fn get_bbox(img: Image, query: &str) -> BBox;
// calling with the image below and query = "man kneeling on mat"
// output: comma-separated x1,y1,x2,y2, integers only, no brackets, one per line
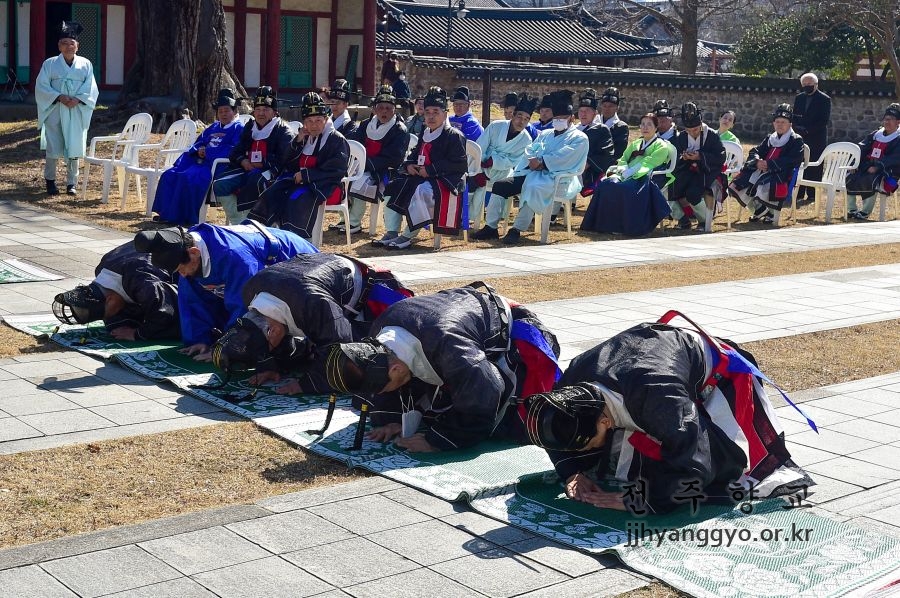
210,253,413,393
524,314,813,514
52,241,180,341
325,284,560,452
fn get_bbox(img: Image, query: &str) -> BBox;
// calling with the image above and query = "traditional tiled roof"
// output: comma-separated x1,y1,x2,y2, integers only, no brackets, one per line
378,0,662,60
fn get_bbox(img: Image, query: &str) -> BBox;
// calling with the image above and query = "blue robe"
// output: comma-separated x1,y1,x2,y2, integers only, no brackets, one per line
449,111,484,142
152,119,244,225
177,223,317,346
513,126,589,213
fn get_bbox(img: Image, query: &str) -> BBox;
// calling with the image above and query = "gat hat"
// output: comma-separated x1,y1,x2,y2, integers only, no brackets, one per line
52,283,106,325
772,102,793,121
133,227,188,272
885,103,900,120
524,383,606,451
325,340,393,394
58,21,84,41
653,99,673,118
502,93,519,108
550,89,575,117
600,87,620,105
578,88,599,110
680,102,703,128
211,311,271,374
372,84,397,106
423,86,449,110
452,86,471,102
539,94,553,110
213,88,239,110
300,92,331,119
515,93,538,116
327,79,353,102
253,85,277,109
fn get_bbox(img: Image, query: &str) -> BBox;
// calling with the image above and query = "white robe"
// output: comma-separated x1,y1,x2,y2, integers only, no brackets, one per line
35,54,99,159
513,126,589,213
472,120,532,214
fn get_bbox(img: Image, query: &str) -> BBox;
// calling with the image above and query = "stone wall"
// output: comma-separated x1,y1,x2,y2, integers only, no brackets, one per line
395,55,897,143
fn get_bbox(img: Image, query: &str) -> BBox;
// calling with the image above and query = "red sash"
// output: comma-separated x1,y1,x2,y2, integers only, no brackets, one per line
869,140,889,161
764,146,789,200
297,154,341,204
364,138,383,158
298,154,317,169
250,139,268,163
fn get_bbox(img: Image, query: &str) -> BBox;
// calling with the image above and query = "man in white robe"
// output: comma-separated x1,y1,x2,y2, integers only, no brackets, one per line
35,21,99,196
475,90,588,245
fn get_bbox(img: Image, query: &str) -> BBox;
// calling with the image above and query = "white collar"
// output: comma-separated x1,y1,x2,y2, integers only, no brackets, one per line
333,110,351,129
376,326,443,386
603,113,620,128
303,118,335,155
768,129,794,147
94,269,135,304
251,117,280,140
366,115,397,141
874,127,900,143
249,292,303,337
422,122,448,143
189,231,212,278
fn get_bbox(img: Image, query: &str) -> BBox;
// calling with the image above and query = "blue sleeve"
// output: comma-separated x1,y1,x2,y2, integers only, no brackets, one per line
178,277,224,346
220,251,259,330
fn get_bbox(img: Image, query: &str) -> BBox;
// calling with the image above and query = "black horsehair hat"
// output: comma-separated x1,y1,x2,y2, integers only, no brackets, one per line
133,227,189,272
525,383,607,451
326,339,393,395
213,88,239,110
601,87,620,105
423,86,449,110
372,84,397,106
452,86,471,102
52,283,105,325
653,99,673,118
254,86,277,109
885,103,900,120
579,88,599,110
328,79,352,102
772,102,793,121
503,92,519,108
58,21,83,41
681,102,703,128
539,94,553,110
515,93,538,116
550,90,575,117
301,92,331,119
211,311,271,374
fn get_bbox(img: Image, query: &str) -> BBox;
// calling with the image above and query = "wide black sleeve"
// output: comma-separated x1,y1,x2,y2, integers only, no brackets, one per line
699,131,726,175
299,135,350,187
611,122,629,161
586,126,615,175
123,268,180,340
369,120,409,176
767,136,805,177
267,123,297,172
277,139,304,174
228,125,254,167
423,130,468,188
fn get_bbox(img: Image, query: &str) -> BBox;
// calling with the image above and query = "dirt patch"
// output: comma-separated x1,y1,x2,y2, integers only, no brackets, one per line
0,421,360,548
0,323,62,359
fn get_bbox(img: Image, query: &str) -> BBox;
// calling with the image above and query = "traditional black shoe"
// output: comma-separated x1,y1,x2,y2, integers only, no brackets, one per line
677,216,692,229
66,185,77,196
502,228,522,245
748,205,769,222
471,225,499,240
45,179,59,196
761,213,775,224
853,211,869,220
847,210,859,219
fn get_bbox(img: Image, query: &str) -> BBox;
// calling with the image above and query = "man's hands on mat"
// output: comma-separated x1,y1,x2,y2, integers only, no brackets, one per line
248,370,280,385
394,432,438,453
180,343,212,362
109,327,137,341
565,473,626,510
367,422,401,442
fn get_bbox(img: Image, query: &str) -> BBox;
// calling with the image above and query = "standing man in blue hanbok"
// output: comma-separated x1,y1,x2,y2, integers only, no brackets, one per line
449,86,484,142
473,90,588,245
151,89,244,226
134,223,317,361
35,21,99,197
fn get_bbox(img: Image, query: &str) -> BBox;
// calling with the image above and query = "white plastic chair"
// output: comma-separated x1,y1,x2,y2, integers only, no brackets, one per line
799,142,861,223
434,140,481,249
538,173,579,244
311,139,364,248
367,133,419,236
877,189,900,222
82,113,153,203
720,140,745,231
125,119,198,215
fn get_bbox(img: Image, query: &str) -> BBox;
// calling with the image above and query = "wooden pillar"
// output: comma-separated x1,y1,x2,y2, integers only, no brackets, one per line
234,0,247,82
362,0,376,96
481,68,491,127
29,0,47,86
123,0,136,78
266,0,281,86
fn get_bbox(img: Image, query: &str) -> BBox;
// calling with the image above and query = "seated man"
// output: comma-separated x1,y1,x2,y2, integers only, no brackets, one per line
52,241,179,341
599,87,629,161
151,89,244,225
448,86,484,142
525,316,811,514
375,86,468,250
342,85,409,234
580,113,672,236
325,284,560,452
669,103,726,230
327,79,359,137
576,88,615,195
211,252,413,393
134,222,317,361
249,92,350,239
728,103,805,224
469,93,536,239
213,86,294,225
474,90,588,245
535,94,554,132
845,103,900,220
405,96,426,138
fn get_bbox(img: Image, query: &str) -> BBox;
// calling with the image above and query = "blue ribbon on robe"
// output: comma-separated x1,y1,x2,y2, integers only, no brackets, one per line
511,319,561,382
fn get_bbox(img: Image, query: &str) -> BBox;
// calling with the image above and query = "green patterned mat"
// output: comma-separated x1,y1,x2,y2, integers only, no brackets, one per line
0,259,62,283
13,321,900,596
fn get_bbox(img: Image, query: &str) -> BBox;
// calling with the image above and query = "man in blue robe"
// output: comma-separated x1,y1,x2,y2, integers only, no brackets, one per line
449,86,484,142
150,89,244,226
35,21,99,196
134,222,317,361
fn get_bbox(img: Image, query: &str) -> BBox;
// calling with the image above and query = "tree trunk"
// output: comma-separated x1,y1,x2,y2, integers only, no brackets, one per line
119,0,246,122
679,0,700,74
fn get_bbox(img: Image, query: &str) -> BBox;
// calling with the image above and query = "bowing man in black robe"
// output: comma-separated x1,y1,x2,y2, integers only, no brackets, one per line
377,86,467,250
249,92,350,239
728,103,805,224
576,88,615,195
52,242,179,341
792,73,831,201
669,103,726,230
524,319,812,515
210,252,413,394
325,285,560,452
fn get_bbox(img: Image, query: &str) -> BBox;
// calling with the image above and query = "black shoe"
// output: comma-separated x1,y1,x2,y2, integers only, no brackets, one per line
677,216,692,229
66,184,77,196
848,210,859,219
45,179,59,196
749,205,769,222
471,225,499,240
761,213,775,224
853,211,869,220
502,228,522,245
